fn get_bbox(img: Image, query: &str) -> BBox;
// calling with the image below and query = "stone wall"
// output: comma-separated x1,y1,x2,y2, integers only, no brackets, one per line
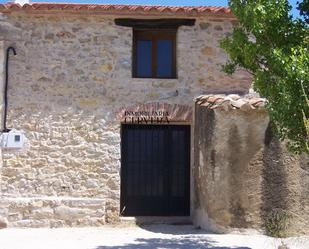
0,11,251,227
193,100,309,235
0,197,105,227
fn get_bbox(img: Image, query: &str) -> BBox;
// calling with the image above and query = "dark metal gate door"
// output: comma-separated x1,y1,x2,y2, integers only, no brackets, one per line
121,124,190,216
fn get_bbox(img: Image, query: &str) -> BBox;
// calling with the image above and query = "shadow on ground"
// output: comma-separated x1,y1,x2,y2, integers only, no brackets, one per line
137,224,211,235
96,236,252,249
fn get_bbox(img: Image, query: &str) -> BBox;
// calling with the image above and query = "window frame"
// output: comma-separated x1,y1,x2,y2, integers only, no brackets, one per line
132,29,177,79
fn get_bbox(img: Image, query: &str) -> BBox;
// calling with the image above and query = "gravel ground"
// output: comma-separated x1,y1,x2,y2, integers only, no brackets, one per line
0,225,308,249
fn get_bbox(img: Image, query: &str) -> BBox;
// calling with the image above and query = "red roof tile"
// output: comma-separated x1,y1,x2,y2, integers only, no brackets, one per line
195,94,266,111
0,3,232,17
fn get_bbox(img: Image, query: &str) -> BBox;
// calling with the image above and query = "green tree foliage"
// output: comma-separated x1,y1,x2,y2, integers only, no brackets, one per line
298,0,309,23
220,0,309,153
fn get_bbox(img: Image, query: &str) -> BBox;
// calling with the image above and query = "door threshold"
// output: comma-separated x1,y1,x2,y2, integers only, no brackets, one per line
120,216,192,225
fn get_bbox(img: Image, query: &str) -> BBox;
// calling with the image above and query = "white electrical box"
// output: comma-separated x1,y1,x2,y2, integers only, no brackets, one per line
1,130,25,149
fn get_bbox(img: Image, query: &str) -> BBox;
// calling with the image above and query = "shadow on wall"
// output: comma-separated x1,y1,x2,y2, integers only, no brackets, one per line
261,123,289,228
193,106,216,214
95,237,251,249
228,124,252,229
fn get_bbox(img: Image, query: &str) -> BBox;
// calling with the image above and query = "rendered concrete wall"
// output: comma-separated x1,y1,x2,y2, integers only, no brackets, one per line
193,104,309,235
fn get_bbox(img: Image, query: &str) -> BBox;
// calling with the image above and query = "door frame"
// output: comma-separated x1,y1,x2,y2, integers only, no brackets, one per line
120,123,191,216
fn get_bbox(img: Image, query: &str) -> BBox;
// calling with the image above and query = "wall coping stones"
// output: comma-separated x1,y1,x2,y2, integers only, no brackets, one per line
195,94,266,111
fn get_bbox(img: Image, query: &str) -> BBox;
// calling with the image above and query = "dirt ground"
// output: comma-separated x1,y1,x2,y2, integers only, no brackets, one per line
0,225,308,249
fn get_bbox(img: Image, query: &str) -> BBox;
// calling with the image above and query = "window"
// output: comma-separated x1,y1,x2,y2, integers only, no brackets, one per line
115,19,195,79
133,30,176,79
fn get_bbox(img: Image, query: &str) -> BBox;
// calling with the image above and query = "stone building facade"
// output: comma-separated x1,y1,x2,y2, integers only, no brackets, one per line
0,3,251,228
0,2,307,234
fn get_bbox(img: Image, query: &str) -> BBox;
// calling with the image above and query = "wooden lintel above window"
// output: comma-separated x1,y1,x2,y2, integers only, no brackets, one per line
114,18,196,29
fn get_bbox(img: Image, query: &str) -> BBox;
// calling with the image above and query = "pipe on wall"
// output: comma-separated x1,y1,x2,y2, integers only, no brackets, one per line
2,46,17,133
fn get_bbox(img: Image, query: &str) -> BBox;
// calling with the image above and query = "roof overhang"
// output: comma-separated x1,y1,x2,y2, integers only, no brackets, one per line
0,3,234,18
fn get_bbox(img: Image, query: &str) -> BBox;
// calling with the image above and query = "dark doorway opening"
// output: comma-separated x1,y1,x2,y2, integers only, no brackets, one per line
121,124,190,216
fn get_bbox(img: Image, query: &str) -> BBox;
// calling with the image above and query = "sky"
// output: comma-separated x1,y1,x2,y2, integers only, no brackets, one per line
0,0,302,18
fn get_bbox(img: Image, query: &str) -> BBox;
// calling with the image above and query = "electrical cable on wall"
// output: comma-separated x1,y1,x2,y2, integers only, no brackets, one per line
3,46,17,133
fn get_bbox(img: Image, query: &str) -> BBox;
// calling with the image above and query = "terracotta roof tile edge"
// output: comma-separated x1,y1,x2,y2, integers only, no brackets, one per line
195,94,267,111
0,3,232,16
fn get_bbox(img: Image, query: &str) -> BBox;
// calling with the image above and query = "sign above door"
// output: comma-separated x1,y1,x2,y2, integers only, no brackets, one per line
116,102,193,124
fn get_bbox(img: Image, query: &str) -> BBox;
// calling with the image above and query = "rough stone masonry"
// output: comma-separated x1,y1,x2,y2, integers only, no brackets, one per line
3,4,308,235
0,4,252,228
